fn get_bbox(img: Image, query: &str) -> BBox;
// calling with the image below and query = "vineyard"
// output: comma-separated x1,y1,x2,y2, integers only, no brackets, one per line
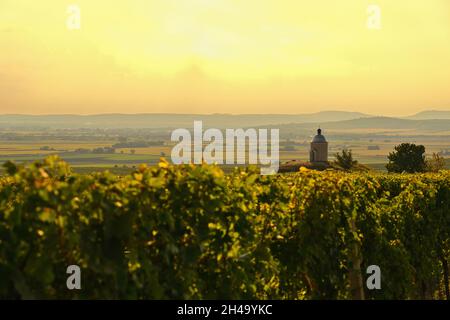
0,156,449,299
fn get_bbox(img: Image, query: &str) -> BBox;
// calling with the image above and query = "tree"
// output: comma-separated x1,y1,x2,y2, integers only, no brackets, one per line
130,149,136,155
426,152,446,172
334,149,358,171
386,143,426,173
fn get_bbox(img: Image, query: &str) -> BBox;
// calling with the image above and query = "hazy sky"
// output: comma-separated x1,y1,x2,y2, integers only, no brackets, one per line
1,0,450,115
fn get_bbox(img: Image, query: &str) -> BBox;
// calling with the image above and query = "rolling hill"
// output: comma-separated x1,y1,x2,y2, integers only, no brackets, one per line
0,110,449,132
405,110,450,120
0,111,371,129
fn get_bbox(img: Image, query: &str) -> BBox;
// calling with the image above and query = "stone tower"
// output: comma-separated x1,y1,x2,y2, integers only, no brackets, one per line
310,128,328,163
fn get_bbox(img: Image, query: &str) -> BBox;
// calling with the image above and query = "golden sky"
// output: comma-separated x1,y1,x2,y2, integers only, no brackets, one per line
1,0,449,115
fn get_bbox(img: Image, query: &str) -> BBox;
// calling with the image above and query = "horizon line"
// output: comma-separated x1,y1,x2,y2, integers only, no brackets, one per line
0,109,449,118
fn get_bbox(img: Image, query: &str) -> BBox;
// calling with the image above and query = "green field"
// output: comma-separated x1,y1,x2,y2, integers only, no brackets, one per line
0,130,449,173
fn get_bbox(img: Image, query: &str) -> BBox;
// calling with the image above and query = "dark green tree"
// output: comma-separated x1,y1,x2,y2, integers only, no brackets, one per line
334,149,358,171
386,143,426,173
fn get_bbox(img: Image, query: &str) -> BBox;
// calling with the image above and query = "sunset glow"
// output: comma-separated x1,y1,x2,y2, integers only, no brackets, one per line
1,0,450,115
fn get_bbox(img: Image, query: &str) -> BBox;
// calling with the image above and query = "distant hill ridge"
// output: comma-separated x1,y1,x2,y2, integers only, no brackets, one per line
404,110,450,120
0,111,370,129
0,110,448,129
310,117,450,131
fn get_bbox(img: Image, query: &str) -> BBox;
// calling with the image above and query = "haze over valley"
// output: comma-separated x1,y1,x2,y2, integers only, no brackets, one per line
0,110,449,173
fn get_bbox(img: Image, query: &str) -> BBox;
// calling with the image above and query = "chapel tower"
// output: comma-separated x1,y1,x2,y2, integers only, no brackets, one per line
310,128,328,163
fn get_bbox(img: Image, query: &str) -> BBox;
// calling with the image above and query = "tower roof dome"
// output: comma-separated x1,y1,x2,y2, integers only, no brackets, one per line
312,128,327,143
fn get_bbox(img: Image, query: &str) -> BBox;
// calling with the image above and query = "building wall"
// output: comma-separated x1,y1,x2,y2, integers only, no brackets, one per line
310,142,328,162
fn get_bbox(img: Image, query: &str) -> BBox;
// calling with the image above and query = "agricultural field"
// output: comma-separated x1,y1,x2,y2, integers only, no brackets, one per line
0,134,449,173
0,139,168,173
